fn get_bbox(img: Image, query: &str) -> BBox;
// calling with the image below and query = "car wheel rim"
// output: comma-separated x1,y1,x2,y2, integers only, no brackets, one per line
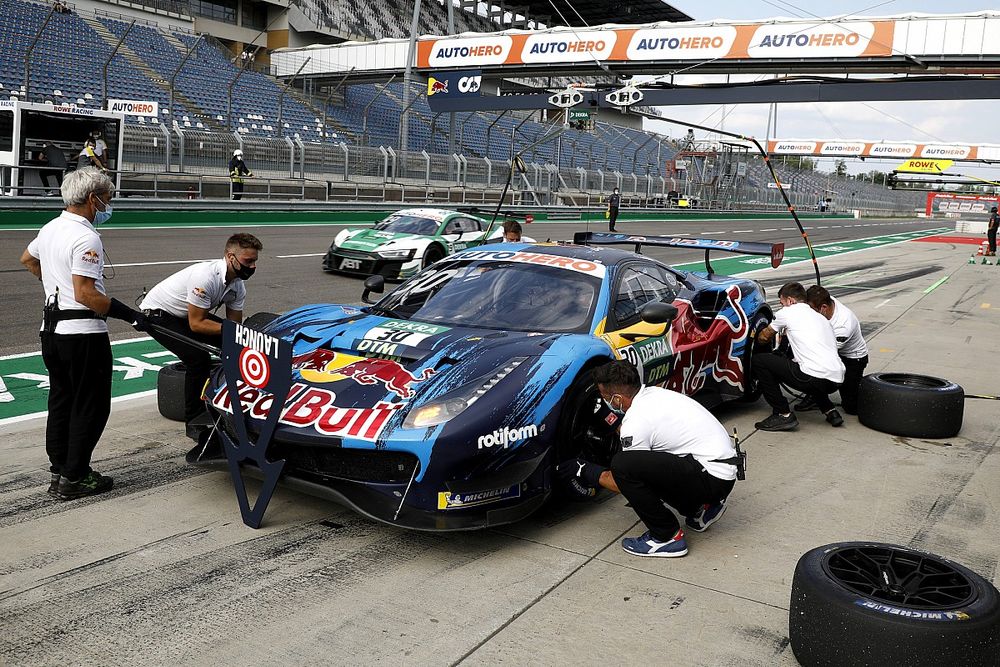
823,545,976,610
880,373,950,390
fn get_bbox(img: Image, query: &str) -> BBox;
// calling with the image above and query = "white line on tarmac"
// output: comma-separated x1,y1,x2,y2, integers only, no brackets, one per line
759,228,777,232
277,253,326,258
732,230,753,233
876,298,893,308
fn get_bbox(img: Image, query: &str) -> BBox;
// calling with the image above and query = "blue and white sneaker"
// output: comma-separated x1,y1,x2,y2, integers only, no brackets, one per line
621,530,688,558
685,499,727,533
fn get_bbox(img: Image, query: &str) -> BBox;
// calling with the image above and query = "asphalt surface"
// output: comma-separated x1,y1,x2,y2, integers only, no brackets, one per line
0,214,937,355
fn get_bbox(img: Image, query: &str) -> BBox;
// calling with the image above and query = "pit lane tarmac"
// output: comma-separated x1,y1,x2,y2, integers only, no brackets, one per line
1,231,997,665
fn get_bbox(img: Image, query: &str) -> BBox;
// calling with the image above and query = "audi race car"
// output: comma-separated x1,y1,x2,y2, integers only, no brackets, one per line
195,233,782,530
323,208,532,281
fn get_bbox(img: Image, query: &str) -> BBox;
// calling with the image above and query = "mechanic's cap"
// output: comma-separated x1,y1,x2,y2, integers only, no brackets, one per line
233,149,243,157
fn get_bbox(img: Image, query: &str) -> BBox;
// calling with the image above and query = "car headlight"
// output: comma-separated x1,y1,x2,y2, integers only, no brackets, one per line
403,357,528,429
378,248,414,259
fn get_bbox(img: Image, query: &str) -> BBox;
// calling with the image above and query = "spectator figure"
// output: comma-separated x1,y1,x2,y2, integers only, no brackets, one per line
90,129,108,160
77,139,107,172
41,142,68,192
229,149,253,201
988,206,998,257
683,128,695,151
607,187,621,232
502,219,522,242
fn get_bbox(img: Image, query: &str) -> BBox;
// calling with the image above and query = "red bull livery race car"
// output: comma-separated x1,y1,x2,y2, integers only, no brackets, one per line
192,233,782,530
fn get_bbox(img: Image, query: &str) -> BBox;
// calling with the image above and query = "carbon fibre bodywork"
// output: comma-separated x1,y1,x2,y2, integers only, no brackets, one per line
195,241,771,530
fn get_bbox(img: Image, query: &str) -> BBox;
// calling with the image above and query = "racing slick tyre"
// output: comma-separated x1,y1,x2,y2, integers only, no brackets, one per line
553,367,617,500
243,311,279,330
789,542,1000,667
422,244,445,269
857,373,964,439
739,310,772,403
157,361,187,422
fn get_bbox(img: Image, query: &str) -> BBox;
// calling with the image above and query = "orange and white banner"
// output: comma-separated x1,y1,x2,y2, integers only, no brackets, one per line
766,139,998,162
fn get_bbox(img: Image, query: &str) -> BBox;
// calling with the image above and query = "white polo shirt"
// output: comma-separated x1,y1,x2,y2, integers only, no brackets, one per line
619,385,737,481
26,211,108,335
770,302,845,383
829,297,868,360
140,259,246,318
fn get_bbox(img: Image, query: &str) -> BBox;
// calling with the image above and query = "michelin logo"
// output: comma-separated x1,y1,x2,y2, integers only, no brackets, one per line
854,599,971,621
477,424,538,449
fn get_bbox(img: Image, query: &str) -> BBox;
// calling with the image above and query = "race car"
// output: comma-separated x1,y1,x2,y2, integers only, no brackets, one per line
323,208,531,281
193,233,781,531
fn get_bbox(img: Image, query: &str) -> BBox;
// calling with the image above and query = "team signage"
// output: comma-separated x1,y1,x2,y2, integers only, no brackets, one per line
220,319,293,529
416,17,896,68
426,70,483,110
107,99,159,117
896,158,953,174
766,139,992,162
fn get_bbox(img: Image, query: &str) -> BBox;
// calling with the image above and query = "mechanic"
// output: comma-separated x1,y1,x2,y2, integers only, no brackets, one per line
502,219,522,242
229,149,253,201
607,187,621,232
752,282,845,432
140,233,262,439
19,167,147,500
801,286,869,416
988,206,998,257
568,361,738,558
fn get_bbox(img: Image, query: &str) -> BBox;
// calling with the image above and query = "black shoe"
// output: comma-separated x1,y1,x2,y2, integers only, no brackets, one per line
755,413,799,431
47,473,60,497
825,409,844,427
793,396,819,411
57,471,113,501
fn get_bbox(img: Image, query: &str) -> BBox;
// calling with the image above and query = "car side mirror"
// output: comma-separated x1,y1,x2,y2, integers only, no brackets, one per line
362,275,385,304
640,301,678,325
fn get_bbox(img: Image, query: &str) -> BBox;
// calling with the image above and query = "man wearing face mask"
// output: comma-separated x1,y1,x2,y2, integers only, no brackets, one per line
607,187,621,232
565,361,738,558
20,167,147,500
140,233,262,438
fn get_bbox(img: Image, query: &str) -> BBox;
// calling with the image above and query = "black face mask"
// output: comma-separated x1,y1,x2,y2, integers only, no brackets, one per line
230,254,255,280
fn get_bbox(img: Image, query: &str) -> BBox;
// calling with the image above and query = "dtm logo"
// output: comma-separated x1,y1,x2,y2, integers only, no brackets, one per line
457,75,481,93
427,77,448,96
477,424,538,449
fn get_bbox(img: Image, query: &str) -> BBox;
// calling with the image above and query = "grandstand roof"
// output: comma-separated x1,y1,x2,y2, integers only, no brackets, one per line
523,0,691,26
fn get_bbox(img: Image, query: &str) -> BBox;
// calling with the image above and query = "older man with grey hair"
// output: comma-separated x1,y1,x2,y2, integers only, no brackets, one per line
20,167,147,501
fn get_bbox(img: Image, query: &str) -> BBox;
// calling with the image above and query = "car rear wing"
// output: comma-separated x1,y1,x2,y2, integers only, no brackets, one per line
573,231,785,274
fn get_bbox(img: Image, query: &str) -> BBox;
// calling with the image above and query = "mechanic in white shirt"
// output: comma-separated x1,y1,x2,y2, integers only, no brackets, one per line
19,167,146,500
568,361,738,558
140,233,261,437
753,282,846,431
805,285,869,415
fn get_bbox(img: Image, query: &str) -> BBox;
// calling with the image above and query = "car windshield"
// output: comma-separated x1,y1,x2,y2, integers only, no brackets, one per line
374,214,440,236
373,257,602,333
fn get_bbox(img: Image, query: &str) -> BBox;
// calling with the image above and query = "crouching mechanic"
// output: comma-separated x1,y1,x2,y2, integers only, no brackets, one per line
804,285,869,415
140,233,262,438
569,361,739,558
752,282,846,431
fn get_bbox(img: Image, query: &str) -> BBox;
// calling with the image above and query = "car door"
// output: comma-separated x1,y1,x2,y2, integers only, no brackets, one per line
599,263,679,385
439,216,480,252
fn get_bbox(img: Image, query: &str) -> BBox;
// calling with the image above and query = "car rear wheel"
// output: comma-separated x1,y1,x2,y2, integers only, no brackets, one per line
422,244,445,268
243,311,279,330
739,311,772,402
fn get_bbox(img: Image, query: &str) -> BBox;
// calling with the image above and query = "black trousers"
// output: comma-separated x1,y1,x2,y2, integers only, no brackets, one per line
231,181,244,200
608,207,619,230
40,332,112,480
989,227,997,254
753,352,838,414
612,450,735,542
839,355,868,415
146,311,221,423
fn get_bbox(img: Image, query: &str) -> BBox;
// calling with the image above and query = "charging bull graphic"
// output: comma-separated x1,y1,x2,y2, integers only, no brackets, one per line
666,285,751,396
427,77,449,95
292,348,435,399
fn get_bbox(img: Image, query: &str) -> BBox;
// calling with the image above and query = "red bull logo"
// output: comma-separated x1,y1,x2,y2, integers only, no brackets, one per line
81,249,100,264
338,358,435,399
427,77,449,96
666,285,749,395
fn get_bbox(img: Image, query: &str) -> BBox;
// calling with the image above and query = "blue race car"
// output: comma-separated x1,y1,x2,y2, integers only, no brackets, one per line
192,233,782,530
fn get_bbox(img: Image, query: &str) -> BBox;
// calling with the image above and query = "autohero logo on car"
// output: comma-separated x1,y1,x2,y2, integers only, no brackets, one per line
854,600,971,621
477,424,539,449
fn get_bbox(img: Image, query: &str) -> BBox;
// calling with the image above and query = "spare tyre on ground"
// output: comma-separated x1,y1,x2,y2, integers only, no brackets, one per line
789,541,1000,666
858,372,964,439
156,361,187,422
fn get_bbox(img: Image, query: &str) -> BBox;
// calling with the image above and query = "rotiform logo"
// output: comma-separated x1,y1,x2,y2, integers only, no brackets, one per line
477,424,538,449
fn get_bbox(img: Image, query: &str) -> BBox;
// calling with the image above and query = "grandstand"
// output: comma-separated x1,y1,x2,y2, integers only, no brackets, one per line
0,0,921,213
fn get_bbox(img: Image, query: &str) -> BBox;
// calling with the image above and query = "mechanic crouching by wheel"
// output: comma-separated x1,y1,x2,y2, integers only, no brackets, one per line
568,361,739,558
19,167,148,500
139,233,262,439
752,282,845,432
803,285,869,416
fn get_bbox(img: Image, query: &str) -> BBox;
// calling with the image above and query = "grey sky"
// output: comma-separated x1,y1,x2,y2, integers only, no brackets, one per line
647,1,1000,175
